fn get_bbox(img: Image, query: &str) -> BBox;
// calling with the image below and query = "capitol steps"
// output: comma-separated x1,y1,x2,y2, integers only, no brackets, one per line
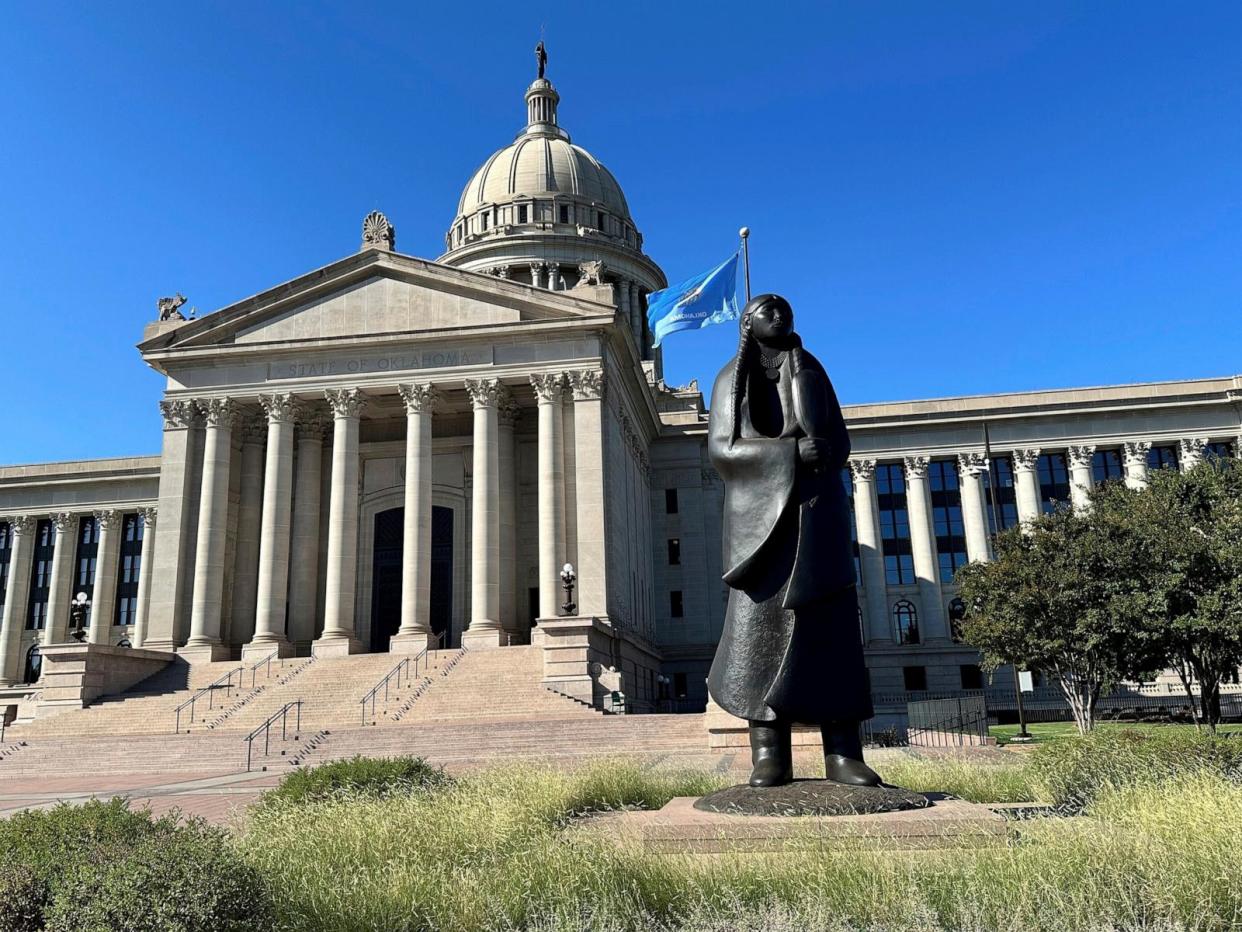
0,732,261,776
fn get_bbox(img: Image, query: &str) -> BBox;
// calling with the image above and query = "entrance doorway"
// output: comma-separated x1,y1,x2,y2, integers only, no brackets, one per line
370,506,455,651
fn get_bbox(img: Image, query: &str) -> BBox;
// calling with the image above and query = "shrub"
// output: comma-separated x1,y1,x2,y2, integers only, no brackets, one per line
1031,726,1242,810
259,754,453,808
0,865,45,932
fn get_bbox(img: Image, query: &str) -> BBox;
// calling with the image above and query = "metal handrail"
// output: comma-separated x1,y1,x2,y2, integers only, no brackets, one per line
359,633,444,725
244,700,303,772
247,650,280,689
173,667,243,733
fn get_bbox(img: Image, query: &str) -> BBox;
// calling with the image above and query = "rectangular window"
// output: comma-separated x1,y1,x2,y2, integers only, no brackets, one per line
667,538,681,565
0,521,10,609
518,204,529,224
842,468,861,584
596,210,605,230
1148,444,1179,471
115,513,144,628
876,463,914,585
929,460,967,583
665,488,679,514
669,590,684,618
1092,448,1125,484
960,664,984,691
26,519,54,630
480,213,488,231
983,456,1019,534
903,666,927,692
1206,441,1235,462
74,515,99,594
1036,453,1070,513
559,204,570,224
673,672,688,698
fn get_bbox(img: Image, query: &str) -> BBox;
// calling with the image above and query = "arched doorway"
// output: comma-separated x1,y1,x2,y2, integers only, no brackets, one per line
22,645,41,684
370,506,455,651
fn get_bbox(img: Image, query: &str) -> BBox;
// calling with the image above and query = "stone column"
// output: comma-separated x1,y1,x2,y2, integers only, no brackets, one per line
903,457,947,642
498,393,520,636
463,378,503,648
547,262,561,291
131,507,157,648
184,399,235,660
957,453,991,563
1067,445,1096,512
1124,441,1151,490
246,394,299,660
529,262,544,289
88,510,121,645
316,388,367,656
287,411,327,653
569,369,607,618
145,400,204,650
848,459,890,644
1012,448,1043,523
531,372,567,619
392,383,438,653
0,517,35,685
1179,437,1208,470
228,414,265,647
42,512,78,646
618,281,640,355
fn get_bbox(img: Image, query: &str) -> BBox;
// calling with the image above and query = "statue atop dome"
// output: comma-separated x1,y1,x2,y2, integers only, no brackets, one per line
535,40,547,80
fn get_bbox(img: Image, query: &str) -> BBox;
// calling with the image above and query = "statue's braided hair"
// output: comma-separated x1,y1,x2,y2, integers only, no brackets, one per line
730,294,803,442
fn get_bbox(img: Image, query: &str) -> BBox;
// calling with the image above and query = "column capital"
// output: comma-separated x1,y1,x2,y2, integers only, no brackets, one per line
259,393,301,424
567,368,604,401
1012,448,1041,471
498,394,521,428
5,515,36,537
1123,440,1151,467
529,371,566,403
957,451,989,477
465,378,503,409
1179,437,1208,460
295,407,331,441
237,411,267,444
325,388,368,419
903,455,930,480
159,399,201,429
92,509,120,531
397,382,441,415
137,506,158,528
848,458,877,482
1067,445,1096,468
50,512,76,533
198,397,237,428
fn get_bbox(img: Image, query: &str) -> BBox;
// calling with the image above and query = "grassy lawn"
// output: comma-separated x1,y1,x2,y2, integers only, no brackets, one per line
991,721,1242,745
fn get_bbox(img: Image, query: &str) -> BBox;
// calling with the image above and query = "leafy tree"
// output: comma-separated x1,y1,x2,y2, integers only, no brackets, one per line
957,504,1164,734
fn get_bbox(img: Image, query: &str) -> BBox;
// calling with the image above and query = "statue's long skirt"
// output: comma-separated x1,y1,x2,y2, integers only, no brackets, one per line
707,510,874,724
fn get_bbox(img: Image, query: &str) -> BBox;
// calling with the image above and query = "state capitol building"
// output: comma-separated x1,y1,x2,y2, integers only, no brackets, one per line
1,64,1239,722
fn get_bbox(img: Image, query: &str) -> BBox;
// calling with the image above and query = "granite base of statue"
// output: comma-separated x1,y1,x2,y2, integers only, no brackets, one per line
700,293,924,816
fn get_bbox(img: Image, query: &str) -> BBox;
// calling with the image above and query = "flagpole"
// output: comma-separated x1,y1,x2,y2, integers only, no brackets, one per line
739,227,751,301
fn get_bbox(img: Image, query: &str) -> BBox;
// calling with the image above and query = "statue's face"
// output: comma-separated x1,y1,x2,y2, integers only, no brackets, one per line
749,300,794,342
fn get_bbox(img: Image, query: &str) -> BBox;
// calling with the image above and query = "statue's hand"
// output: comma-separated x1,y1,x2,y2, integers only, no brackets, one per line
798,437,830,466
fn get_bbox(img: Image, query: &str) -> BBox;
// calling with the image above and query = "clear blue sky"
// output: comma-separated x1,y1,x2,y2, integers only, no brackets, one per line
1,3,1238,464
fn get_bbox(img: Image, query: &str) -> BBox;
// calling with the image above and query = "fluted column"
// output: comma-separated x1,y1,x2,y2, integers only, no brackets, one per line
849,460,890,644
1067,445,1096,512
1013,448,1043,524
393,383,438,653
184,399,235,659
131,508,157,648
619,281,640,355
957,453,991,562
532,372,567,619
1124,441,1151,490
88,510,121,645
903,457,947,642
1179,437,1207,470
463,378,503,648
0,517,35,685
498,393,519,636
228,414,265,647
529,262,544,289
287,412,327,653
245,394,299,660
569,369,608,617
42,512,78,646
316,389,367,656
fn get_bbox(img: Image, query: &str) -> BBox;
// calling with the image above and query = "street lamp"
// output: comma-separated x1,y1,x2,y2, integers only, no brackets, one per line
68,592,91,643
559,563,577,616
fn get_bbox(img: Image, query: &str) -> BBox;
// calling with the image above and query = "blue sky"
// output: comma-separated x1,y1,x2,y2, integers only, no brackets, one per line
1,3,1238,463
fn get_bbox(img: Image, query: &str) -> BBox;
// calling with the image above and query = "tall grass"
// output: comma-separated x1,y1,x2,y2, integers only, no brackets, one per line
239,759,1241,932
875,757,1037,803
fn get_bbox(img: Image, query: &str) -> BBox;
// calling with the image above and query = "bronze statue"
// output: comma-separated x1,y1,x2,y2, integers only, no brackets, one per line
707,294,880,788
535,41,547,80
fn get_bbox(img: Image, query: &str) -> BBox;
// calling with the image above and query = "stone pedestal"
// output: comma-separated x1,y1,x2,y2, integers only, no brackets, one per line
240,640,293,664
461,628,506,651
33,644,174,721
177,642,233,663
389,631,438,654
312,636,362,658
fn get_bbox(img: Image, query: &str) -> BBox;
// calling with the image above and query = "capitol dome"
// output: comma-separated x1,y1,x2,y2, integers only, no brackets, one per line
438,56,666,359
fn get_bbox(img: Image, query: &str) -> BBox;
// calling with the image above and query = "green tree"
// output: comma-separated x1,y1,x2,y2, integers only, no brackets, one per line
957,504,1163,734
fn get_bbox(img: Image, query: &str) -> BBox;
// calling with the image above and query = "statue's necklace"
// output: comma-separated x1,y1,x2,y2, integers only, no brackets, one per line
759,350,786,381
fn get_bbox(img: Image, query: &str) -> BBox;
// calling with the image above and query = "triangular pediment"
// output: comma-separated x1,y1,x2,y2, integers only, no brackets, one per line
139,249,614,355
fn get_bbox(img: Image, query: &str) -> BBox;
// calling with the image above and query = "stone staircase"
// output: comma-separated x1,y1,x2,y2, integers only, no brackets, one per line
0,732,260,776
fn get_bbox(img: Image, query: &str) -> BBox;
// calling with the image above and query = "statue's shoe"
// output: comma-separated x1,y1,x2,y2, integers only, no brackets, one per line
748,755,794,788
824,754,882,787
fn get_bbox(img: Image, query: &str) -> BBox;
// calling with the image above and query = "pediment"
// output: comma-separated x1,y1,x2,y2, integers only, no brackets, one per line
140,250,613,355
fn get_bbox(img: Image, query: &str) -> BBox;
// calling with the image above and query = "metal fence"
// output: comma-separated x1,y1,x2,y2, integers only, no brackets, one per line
906,695,991,747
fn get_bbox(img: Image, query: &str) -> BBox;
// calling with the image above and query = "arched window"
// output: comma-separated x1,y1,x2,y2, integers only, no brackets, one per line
22,644,41,684
948,598,967,642
894,600,919,645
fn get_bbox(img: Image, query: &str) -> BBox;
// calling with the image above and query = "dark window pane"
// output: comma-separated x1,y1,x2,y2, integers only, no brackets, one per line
903,666,927,691
667,538,680,565
960,664,984,690
669,591,684,618
665,489,678,514
894,600,919,644
1092,449,1124,484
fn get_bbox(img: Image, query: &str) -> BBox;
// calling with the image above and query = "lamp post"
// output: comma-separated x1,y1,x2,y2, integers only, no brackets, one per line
68,592,91,643
559,563,576,616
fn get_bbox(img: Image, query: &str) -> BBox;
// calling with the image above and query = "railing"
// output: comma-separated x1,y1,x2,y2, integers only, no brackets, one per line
906,695,990,748
359,634,443,726
244,700,303,772
173,667,244,733
247,651,280,689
